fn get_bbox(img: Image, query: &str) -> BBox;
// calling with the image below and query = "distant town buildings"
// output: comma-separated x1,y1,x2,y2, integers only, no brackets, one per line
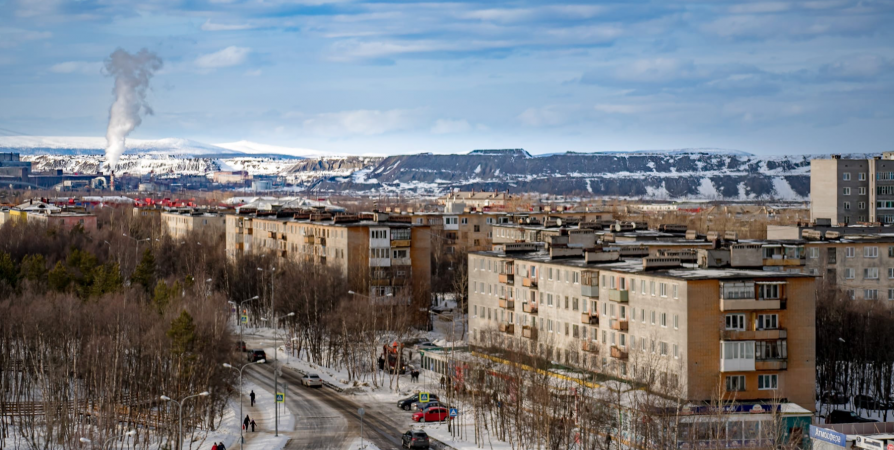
0,199,96,231
810,153,894,226
160,209,226,239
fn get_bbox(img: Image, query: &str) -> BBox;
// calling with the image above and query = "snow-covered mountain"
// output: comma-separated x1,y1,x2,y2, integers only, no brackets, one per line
0,136,244,156
214,140,329,158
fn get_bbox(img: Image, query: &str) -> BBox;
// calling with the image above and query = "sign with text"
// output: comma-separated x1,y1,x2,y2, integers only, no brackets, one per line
810,425,846,448
856,436,884,450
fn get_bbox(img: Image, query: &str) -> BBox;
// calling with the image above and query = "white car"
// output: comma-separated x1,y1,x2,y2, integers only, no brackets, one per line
302,374,323,388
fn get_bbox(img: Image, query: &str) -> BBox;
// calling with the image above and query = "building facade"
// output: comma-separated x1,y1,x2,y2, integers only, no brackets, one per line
160,210,226,239
468,247,816,411
810,154,894,226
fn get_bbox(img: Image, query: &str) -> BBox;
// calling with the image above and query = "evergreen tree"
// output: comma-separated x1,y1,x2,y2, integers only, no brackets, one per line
19,254,47,282
47,261,71,292
89,263,123,298
168,310,196,355
131,248,156,292
153,280,171,314
0,251,16,289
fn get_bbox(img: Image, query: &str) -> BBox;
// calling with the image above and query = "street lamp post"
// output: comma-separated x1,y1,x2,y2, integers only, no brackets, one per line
228,295,259,345
223,361,265,450
160,391,210,450
122,233,151,270
260,311,294,437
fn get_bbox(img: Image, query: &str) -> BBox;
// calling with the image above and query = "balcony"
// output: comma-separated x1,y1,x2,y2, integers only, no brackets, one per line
522,325,538,340
498,298,515,310
608,289,629,302
391,239,411,248
720,298,782,311
303,236,315,244
279,250,287,258
522,278,538,289
762,257,804,267
267,231,276,238
235,243,244,250
581,284,599,298
499,323,515,334
499,273,515,285
581,341,599,353
319,237,326,246
610,346,628,361
370,278,391,286
755,359,788,371
581,313,599,325
721,329,787,341
611,319,629,332
523,303,539,314
280,233,288,241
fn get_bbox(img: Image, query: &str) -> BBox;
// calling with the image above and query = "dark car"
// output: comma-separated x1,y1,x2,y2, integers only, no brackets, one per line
247,350,267,363
236,340,247,352
821,391,848,404
397,393,440,411
827,409,878,424
401,430,430,449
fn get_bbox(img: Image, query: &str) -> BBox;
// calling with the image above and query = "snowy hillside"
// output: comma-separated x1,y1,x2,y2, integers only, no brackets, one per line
214,140,329,158
0,136,242,156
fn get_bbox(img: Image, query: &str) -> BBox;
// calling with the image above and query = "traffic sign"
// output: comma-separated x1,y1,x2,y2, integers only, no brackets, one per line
241,315,248,324
276,392,284,403
419,392,430,403
358,407,365,417
449,408,458,418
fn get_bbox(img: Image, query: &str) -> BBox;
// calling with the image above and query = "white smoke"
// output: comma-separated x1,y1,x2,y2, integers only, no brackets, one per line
103,48,163,171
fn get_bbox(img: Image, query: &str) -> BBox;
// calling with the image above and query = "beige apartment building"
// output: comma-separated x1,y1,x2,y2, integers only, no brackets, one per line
161,210,226,239
468,245,816,410
810,153,894,226
225,211,431,299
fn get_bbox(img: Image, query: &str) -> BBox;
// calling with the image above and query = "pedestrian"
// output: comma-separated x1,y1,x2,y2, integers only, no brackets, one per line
243,415,250,431
211,443,218,450
250,419,256,432
219,442,226,450
249,390,256,407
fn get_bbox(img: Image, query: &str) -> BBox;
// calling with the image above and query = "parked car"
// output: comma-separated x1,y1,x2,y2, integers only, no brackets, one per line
401,430,430,449
821,390,849,404
412,406,451,423
854,394,891,410
398,393,440,411
412,400,444,411
236,340,247,352
247,350,267,363
827,409,878,424
414,341,437,351
302,373,323,388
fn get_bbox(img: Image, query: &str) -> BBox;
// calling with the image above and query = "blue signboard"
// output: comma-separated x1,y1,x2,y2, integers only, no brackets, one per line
449,408,458,418
810,425,846,447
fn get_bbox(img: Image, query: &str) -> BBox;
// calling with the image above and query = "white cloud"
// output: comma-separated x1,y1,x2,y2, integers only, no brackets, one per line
50,61,102,74
201,20,255,31
431,119,471,134
820,54,887,80
0,27,52,48
594,104,647,114
302,109,420,136
195,46,251,68
518,105,578,127
244,69,263,76
729,2,791,14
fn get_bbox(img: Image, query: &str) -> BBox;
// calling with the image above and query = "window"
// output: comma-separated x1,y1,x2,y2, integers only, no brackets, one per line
641,338,646,351
461,217,468,224
548,268,553,280
573,272,580,284
843,172,851,181
758,374,778,390
864,267,879,279
843,187,851,195
660,313,667,327
865,289,879,300
572,298,579,311
640,280,646,294
673,285,678,299
640,309,645,323
725,314,745,330
756,314,778,330
846,247,855,258
847,289,855,300
650,281,656,296
844,202,851,210
726,376,746,392
659,283,667,297
845,268,855,279
392,249,408,259
673,314,679,329
723,341,754,360
759,284,780,299
547,294,553,306
659,342,668,356
888,289,894,300
650,311,656,325
859,172,867,181
673,344,679,359
865,246,879,258
808,247,819,259
859,201,867,209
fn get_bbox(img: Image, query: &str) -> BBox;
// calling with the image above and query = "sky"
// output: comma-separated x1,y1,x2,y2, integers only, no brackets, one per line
0,0,892,156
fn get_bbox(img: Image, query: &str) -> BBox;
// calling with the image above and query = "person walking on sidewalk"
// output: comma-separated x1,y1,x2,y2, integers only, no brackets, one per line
250,419,256,432
243,415,250,431
211,443,218,450
219,442,226,450
249,390,256,406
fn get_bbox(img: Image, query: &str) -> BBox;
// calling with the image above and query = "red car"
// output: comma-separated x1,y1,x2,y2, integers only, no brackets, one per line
412,406,451,423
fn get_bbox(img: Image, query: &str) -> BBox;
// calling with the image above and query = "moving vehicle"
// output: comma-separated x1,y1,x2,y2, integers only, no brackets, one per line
398,393,440,411
302,373,323,388
854,394,891,410
827,409,878,424
247,350,267,363
236,340,247,352
401,430,430,449
412,406,450,423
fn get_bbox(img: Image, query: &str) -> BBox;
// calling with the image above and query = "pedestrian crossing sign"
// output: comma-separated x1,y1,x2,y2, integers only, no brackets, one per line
241,315,248,324
276,393,285,403
419,392,429,403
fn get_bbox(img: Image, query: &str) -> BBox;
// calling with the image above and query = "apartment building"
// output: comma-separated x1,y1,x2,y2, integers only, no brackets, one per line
438,190,512,209
161,210,226,239
0,200,96,231
468,245,816,411
810,153,894,226
225,211,431,299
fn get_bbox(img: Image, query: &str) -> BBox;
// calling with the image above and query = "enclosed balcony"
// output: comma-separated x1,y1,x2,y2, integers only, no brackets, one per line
498,298,515,310
610,346,628,360
581,341,599,353
303,235,314,244
721,329,787,341
523,303,539,314
499,323,515,334
522,325,538,340
499,273,515,285
581,313,599,325
610,319,628,331
522,277,538,289
720,281,785,311
608,289,628,302
581,271,599,298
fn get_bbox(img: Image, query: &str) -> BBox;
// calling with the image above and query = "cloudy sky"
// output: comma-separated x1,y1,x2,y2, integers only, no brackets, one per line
1,0,892,155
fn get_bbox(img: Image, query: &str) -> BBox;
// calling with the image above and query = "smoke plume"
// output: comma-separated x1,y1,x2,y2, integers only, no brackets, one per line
103,48,163,171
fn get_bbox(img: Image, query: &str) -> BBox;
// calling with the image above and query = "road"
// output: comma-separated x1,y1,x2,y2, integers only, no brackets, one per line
240,335,452,450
